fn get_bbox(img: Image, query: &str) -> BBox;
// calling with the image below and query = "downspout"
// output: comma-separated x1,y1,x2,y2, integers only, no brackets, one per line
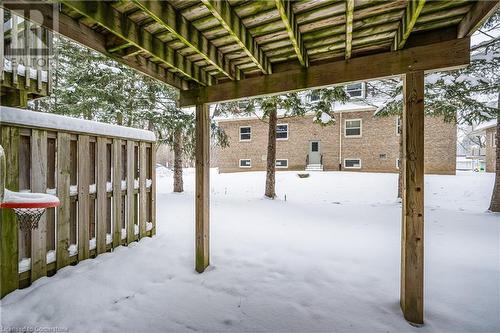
339,111,343,171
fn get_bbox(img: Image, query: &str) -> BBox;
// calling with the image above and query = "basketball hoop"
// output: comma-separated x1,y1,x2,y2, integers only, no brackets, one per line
0,190,60,231
0,145,60,231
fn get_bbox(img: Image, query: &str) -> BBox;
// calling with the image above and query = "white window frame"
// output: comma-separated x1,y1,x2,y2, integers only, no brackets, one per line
275,159,289,169
345,82,366,99
276,123,289,140
344,119,362,138
396,116,401,135
396,158,400,169
239,126,252,142
344,158,362,169
239,159,251,168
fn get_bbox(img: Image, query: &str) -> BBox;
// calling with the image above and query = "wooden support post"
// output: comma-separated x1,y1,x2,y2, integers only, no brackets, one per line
0,127,20,297
77,135,90,260
31,130,48,280
126,141,135,244
96,138,107,254
112,139,122,247
56,133,71,268
138,142,147,238
195,104,210,273
150,144,156,236
401,71,425,325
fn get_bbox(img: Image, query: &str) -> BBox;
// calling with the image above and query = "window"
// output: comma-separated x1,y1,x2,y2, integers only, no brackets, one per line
345,83,366,98
311,141,319,152
379,154,387,160
309,91,320,103
276,124,288,140
276,159,288,168
239,159,251,168
396,158,400,169
344,159,361,169
239,126,251,141
493,132,497,148
396,117,401,135
345,119,362,137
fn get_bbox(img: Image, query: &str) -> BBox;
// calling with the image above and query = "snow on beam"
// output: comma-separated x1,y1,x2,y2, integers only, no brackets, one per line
0,107,156,142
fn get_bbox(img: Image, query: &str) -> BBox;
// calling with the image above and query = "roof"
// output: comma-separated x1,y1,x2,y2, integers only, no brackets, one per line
474,119,497,132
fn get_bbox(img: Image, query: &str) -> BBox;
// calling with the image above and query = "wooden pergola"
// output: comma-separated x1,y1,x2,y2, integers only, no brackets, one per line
4,0,498,325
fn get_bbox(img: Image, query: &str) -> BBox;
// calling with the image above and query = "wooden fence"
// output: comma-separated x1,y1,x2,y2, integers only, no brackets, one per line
0,107,156,297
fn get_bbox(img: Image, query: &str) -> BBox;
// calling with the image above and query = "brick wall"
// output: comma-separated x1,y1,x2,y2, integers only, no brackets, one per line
216,110,456,174
486,127,497,172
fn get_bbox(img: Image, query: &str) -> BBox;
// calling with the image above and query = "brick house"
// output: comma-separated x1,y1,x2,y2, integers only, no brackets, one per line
216,104,457,174
474,120,498,172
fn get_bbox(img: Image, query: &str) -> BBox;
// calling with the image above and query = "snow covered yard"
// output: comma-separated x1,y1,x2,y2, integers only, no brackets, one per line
0,170,498,333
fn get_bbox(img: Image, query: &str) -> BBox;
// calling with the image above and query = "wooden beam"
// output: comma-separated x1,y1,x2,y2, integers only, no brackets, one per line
457,0,500,38
201,0,271,74
132,0,238,80
393,0,426,50
1,1,188,90
401,70,424,325
275,0,308,66
77,135,90,261
61,1,210,86
345,0,354,59
195,103,210,273
180,37,470,106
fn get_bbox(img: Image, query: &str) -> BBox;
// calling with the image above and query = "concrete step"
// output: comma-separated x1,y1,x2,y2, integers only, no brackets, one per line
305,164,324,171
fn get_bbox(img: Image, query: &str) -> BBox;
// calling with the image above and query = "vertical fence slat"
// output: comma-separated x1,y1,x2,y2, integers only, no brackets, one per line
112,139,122,247
0,127,20,297
126,141,135,243
30,129,47,281
23,19,30,89
56,133,71,268
150,144,156,236
96,138,107,254
11,15,18,85
0,8,4,81
77,135,90,260
139,142,147,238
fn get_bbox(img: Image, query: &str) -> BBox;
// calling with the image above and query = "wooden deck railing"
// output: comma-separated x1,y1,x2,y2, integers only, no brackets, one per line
0,107,156,297
1,8,52,105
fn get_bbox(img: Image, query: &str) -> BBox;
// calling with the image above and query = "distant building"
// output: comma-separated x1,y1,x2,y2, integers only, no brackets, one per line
216,103,457,175
473,120,497,173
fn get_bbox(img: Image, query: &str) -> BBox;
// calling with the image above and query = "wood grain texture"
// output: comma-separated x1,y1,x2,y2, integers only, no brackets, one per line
126,141,135,244
138,142,147,238
30,129,48,281
180,38,470,106
96,138,107,254
457,0,500,38
112,139,122,247
77,135,90,260
56,132,71,269
401,71,424,325
195,104,210,273
0,126,20,297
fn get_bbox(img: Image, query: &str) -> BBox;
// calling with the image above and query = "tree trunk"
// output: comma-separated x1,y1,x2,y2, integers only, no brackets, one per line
173,128,184,193
488,91,500,212
398,118,403,199
265,107,278,198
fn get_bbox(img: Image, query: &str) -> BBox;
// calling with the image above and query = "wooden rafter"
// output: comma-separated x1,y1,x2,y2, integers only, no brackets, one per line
61,0,211,86
275,0,308,67
201,0,271,74
457,0,500,38
131,0,239,80
345,0,354,59
180,37,470,107
393,0,426,50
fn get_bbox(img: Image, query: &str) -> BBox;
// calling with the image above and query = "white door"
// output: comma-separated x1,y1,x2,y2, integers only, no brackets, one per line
309,141,321,164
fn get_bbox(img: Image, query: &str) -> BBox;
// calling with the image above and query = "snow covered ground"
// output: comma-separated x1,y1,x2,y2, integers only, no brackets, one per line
1,170,498,333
